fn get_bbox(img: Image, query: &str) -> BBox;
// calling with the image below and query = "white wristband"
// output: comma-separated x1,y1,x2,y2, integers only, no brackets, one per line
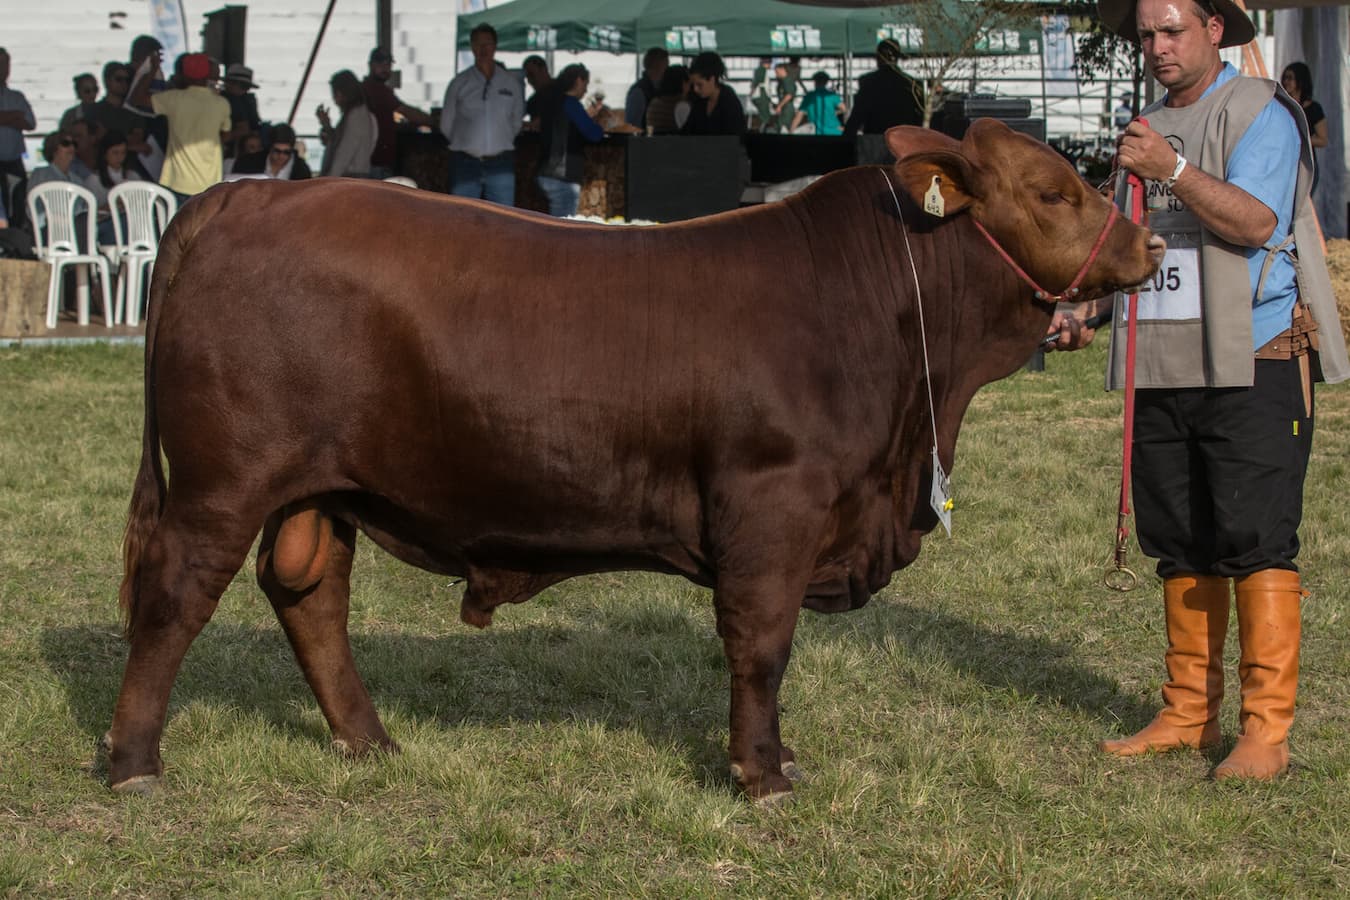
1164,153,1187,188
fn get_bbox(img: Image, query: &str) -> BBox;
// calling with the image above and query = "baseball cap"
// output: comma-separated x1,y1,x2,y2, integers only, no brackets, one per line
180,53,211,81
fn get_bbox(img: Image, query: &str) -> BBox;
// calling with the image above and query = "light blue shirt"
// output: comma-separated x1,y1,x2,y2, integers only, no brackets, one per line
0,85,36,162
1185,64,1300,349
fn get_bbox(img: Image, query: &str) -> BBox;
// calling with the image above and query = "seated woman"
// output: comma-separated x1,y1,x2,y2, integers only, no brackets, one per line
644,65,690,135
317,70,377,178
681,52,745,136
229,124,313,180
84,130,148,245
536,63,604,218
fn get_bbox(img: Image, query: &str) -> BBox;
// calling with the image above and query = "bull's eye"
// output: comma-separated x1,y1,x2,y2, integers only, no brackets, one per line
1040,191,1067,205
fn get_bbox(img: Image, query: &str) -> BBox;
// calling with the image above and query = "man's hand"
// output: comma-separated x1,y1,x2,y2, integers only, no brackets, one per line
1043,303,1106,352
1116,120,1177,183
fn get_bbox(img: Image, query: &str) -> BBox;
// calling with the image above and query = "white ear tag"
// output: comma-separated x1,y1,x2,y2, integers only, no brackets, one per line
923,175,945,217
929,447,953,536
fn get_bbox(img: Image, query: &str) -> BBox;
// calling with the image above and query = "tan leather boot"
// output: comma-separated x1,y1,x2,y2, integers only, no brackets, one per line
1101,573,1230,756
1214,569,1304,781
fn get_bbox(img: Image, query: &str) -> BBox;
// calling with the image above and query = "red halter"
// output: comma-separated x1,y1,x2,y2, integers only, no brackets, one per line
969,203,1121,303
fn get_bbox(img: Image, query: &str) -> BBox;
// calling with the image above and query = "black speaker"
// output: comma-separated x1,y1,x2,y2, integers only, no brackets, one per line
999,118,1047,142
203,5,247,66
626,136,744,222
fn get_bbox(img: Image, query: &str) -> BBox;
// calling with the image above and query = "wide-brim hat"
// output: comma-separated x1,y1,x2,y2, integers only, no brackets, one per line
1097,0,1255,48
224,63,257,88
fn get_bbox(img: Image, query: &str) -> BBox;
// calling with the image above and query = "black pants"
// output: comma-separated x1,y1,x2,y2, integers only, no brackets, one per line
0,158,28,232
1132,358,1313,578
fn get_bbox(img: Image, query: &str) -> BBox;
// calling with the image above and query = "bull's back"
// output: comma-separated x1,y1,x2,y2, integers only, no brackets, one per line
152,179,890,547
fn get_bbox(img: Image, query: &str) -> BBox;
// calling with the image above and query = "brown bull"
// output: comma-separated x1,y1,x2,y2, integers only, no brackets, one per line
106,121,1162,801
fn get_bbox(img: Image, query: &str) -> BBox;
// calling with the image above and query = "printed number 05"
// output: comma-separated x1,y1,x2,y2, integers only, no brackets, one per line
1152,266,1181,292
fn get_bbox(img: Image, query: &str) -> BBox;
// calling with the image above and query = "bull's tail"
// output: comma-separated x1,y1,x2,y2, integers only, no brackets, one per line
119,193,216,639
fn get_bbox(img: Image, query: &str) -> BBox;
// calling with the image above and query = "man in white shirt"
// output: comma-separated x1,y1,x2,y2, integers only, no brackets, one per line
439,23,524,205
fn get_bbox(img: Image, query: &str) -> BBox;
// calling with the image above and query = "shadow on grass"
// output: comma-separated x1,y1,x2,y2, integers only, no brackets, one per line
830,600,1159,733
40,598,1154,788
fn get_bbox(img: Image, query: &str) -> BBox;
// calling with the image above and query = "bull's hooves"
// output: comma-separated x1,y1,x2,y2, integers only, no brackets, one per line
754,789,794,809
781,760,805,783
110,774,161,796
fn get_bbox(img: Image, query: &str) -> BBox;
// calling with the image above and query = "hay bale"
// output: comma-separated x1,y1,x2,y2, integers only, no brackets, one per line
1325,239,1350,350
0,259,49,337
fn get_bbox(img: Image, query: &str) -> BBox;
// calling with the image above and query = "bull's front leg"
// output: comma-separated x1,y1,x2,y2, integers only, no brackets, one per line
713,572,805,804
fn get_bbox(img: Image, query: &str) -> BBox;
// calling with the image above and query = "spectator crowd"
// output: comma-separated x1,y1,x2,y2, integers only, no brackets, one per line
0,29,932,233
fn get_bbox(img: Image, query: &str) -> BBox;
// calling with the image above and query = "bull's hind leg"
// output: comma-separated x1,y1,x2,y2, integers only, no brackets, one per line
257,507,395,756
106,506,258,793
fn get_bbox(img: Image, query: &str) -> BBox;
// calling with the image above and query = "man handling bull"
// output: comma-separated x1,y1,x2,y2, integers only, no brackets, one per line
1048,0,1348,780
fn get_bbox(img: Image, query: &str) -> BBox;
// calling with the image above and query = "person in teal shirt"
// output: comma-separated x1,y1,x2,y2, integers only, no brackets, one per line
792,71,845,136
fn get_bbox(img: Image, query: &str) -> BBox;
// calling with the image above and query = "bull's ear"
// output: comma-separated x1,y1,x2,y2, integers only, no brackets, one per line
892,150,975,218
885,125,960,160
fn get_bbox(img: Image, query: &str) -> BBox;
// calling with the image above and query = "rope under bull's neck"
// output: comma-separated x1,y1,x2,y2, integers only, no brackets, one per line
879,171,942,458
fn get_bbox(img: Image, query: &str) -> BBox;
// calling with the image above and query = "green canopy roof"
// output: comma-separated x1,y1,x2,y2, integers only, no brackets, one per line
457,0,1045,57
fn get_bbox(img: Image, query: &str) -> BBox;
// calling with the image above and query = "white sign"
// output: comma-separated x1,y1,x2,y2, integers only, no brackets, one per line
665,27,717,52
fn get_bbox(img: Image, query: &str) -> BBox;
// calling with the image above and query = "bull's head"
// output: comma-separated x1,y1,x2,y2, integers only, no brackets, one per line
886,119,1164,301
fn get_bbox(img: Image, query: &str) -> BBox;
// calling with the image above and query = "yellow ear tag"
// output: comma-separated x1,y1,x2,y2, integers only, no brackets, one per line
923,175,945,217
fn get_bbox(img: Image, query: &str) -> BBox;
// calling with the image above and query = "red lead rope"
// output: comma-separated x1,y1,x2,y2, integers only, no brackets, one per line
1108,121,1149,592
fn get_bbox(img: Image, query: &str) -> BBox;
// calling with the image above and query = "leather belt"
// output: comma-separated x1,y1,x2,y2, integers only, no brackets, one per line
1255,301,1319,418
1254,301,1319,360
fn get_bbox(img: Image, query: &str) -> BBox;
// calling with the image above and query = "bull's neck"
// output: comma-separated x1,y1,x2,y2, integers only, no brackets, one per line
869,187,1046,465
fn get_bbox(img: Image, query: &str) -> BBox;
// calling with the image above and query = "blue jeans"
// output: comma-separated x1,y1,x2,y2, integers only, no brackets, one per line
450,150,515,205
536,175,581,218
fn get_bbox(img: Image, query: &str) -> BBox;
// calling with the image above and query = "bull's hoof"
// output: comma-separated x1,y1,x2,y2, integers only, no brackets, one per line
99,733,162,794
754,789,794,809
331,736,401,758
781,760,805,783
110,774,161,796
730,763,795,803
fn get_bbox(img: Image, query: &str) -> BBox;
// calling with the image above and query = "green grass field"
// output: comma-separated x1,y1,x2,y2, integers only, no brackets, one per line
1,342,1346,897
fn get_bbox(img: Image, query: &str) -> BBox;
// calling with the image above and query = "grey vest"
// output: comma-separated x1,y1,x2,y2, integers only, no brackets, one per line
1107,76,1349,389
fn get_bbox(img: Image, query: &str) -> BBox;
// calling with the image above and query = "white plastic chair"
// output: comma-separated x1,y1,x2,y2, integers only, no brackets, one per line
109,181,178,327
26,181,114,329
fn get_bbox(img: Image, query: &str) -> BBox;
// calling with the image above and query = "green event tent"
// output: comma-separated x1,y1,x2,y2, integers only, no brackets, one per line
455,0,1045,58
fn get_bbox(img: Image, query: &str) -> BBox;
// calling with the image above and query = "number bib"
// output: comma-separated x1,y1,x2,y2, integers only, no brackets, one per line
1129,247,1201,321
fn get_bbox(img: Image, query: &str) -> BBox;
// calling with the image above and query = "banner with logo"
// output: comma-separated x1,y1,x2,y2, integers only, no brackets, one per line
148,0,190,68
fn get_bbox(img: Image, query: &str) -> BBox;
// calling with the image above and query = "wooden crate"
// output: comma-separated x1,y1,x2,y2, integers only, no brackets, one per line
0,259,49,338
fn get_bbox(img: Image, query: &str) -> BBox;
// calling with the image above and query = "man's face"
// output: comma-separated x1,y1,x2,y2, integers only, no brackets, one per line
0,52,10,84
689,74,715,99
1136,0,1223,94
647,59,667,84
470,33,496,67
76,77,99,103
524,62,548,90
70,121,94,155
268,142,294,170
106,67,131,100
370,60,392,82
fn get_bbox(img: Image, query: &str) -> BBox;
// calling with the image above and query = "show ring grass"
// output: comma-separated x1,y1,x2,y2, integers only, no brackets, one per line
1,333,1346,895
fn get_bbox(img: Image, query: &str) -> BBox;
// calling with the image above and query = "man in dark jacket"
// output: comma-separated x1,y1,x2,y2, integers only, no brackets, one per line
228,124,312,180
843,38,925,137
